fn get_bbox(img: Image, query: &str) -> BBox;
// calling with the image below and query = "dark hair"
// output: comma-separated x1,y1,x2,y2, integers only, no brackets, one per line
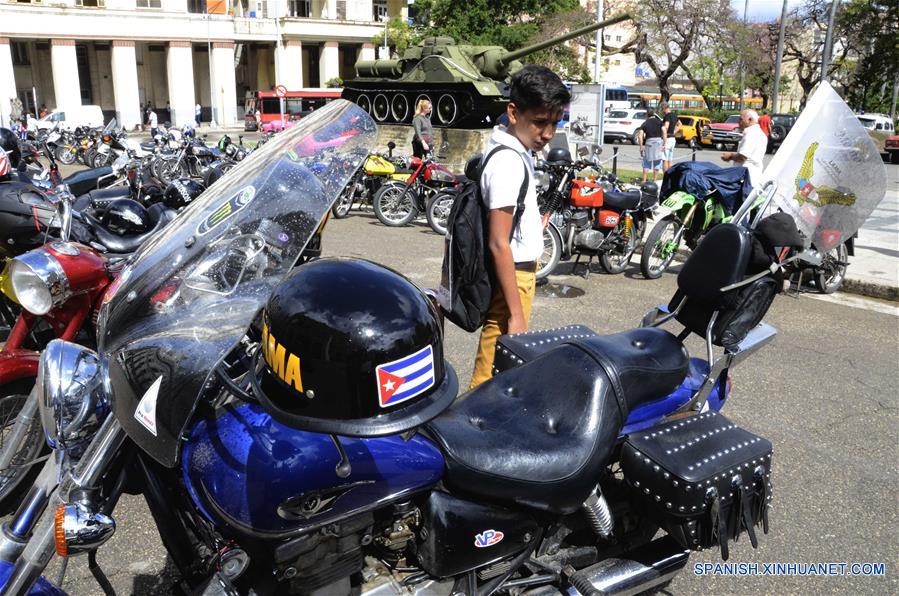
509,65,571,113
646,107,656,117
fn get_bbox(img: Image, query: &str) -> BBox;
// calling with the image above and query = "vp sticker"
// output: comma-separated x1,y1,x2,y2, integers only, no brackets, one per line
474,530,504,548
134,376,163,436
197,186,256,235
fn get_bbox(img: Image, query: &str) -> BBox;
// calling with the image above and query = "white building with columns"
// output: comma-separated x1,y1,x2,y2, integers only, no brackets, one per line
0,0,410,129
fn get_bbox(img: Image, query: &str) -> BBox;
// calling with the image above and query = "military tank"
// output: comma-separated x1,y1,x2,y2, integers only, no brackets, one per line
342,13,631,129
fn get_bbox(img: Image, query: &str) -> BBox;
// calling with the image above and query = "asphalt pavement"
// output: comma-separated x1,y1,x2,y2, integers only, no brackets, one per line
27,202,898,595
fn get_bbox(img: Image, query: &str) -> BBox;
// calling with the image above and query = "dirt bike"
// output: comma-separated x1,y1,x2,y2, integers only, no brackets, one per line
373,156,458,228
640,161,753,280
331,142,409,218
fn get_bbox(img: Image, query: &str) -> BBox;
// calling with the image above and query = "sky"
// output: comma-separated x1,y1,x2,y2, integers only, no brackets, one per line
731,0,804,22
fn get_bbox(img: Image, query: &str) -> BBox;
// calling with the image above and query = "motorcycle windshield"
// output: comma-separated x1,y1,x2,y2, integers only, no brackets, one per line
760,82,886,250
102,118,117,136
98,100,375,467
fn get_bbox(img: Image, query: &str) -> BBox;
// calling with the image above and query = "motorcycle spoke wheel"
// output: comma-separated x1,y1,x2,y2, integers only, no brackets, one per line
425,192,454,235
374,184,417,227
600,217,643,274
56,146,77,165
331,189,356,219
640,216,681,280
536,225,562,281
813,243,849,294
0,381,46,514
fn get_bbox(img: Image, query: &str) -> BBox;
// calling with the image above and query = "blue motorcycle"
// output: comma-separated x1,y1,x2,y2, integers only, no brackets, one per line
0,92,886,596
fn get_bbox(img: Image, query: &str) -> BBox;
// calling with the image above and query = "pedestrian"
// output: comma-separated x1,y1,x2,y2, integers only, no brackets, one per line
469,65,570,388
758,110,771,137
411,99,433,159
148,107,158,138
721,109,766,186
195,103,202,127
660,101,681,171
637,107,666,183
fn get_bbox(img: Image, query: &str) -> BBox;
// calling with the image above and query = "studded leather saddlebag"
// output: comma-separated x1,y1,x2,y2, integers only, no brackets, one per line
620,411,773,560
493,325,598,375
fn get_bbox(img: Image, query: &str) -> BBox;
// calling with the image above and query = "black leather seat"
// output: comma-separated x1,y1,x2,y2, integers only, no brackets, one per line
602,189,641,210
64,166,113,197
82,203,174,254
426,328,688,514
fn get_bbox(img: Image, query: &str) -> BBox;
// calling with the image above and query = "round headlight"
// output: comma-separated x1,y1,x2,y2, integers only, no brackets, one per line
9,249,70,316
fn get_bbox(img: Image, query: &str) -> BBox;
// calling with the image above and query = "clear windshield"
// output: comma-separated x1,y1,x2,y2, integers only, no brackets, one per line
102,118,117,136
760,83,887,251
98,101,374,448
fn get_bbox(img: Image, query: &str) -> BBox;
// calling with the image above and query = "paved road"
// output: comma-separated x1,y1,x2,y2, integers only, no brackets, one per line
25,208,897,595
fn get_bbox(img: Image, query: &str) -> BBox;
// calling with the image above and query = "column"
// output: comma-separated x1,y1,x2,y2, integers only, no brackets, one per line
0,39,16,128
51,39,82,111
319,41,339,86
278,41,303,90
110,41,141,130
166,41,195,127
211,42,238,126
359,43,375,62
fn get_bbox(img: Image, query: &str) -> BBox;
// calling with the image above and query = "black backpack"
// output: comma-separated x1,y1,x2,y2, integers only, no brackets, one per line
437,146,528,332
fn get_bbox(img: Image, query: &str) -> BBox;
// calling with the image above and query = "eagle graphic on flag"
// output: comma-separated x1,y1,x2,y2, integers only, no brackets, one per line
375,345,436,408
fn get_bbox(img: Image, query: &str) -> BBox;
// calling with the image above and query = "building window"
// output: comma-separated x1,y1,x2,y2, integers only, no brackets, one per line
373,0,387,21
288,0,311,17
136,0,162,7
75,0,105,6
335,0,346,19
615,35,622,42
11,42,30,66
188,0,206,13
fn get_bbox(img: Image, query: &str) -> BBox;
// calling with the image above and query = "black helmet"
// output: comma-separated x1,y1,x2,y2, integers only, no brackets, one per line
0,128,22,169
163,178,205,209
202,166,225,189
252,259,457,437
545,146,571,165
101,199,151,236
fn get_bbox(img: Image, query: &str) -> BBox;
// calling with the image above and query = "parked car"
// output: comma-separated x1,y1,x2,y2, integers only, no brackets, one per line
33,105,104,131
885,134,899,164
675,115,710,149
767,113,797,153
857,113,896,162
261,119,299,134
702,114,742,150
603,108,648,144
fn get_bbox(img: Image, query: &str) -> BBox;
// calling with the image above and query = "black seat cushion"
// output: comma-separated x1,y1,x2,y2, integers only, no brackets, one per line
426,344,625,514
81,204,172,254
85,186,132,210
64,166,113,197
602,189,641,210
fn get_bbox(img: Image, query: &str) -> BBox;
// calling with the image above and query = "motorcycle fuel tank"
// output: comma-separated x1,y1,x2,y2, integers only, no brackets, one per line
182,403,445,537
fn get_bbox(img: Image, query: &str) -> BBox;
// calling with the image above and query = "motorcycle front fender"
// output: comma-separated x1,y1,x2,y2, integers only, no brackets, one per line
0,560,65,595
0,349,40,383
659,191,696,214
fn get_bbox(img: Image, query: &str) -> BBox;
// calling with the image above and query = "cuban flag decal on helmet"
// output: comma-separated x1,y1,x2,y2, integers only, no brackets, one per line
376,345,435,408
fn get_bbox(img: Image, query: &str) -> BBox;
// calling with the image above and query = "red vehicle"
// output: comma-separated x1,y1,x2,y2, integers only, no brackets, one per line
886,134,899,164
372,156,458,228
244,88,342,131
704,114,743,150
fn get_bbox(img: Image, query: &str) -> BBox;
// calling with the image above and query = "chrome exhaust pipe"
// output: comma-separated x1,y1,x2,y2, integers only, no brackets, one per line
567,537,689,596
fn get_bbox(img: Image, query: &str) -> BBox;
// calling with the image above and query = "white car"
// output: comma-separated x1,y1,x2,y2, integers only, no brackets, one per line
603,108,648,144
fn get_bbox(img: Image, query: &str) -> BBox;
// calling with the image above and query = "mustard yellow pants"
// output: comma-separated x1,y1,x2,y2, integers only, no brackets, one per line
469,269,536,389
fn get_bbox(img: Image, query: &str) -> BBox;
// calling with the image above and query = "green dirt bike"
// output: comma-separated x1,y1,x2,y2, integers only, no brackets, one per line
640,190,732,279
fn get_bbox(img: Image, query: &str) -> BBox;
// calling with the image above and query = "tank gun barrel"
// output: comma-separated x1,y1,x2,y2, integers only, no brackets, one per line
499,13,632,66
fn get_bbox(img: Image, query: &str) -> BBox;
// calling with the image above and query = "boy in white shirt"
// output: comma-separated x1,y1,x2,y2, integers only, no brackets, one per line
721,109,766,186
469,65,571,388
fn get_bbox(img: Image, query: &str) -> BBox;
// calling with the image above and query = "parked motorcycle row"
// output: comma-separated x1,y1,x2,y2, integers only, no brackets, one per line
0,86,888,596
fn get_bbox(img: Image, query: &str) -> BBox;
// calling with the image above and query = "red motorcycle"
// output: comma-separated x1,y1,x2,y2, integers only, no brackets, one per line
0,190,114,510
372,155,458,228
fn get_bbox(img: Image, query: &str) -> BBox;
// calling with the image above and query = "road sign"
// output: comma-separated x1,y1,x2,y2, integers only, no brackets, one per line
275,84,287,98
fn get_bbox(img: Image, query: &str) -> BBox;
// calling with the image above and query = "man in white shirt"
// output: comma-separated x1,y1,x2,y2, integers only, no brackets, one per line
148,109,158,137
469,65,571,388
721,109,766,186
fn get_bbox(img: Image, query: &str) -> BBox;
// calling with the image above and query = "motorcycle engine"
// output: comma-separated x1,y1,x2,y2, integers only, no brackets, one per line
571,209,606,251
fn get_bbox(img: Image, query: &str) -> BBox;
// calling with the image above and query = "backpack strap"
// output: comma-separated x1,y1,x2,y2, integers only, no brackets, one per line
480,145,529,242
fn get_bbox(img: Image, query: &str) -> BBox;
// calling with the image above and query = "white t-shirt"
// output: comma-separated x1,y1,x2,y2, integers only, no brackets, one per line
479,127,543,263
148,111,158,128
737,123,766,186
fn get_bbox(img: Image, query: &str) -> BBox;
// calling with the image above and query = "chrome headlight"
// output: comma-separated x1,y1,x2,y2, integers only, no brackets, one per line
37,340,109,452
8,249,70,315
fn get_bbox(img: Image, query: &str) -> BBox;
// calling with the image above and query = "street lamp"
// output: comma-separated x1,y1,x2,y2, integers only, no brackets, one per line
379,14,390,60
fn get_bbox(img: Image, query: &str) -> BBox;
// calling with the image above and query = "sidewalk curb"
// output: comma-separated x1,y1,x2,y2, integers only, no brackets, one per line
841,278,899,303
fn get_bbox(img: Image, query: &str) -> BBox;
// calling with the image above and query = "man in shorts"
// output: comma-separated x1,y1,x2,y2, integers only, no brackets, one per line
637,108,666,183
660,101,681,171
